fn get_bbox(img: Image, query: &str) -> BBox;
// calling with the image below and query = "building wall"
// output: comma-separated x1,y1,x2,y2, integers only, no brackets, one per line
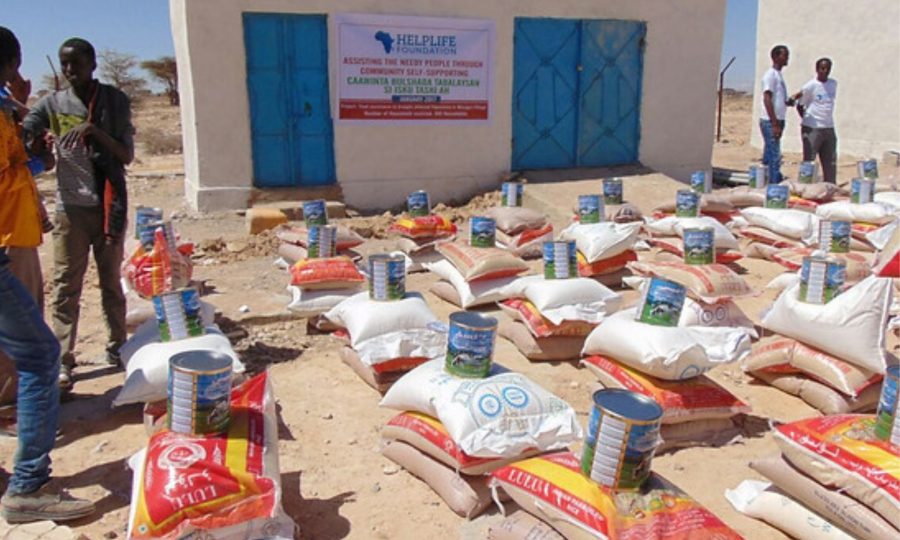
752,0,900,161
171,0,726,211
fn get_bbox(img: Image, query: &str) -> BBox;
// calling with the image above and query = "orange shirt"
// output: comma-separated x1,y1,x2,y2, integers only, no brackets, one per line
0,106,41,248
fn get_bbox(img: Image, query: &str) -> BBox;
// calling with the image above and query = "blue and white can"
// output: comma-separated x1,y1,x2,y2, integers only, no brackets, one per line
875,365,900,445
153,287,204,342
857,159,878,180
818,220,851,253
690,170,710,193
675,189,700,217
135,206,163,240
636,277,686,327
167,351,232,436
469,217,496,248
603,178,623,205
799,256,846,304
851,178,875,204
138,220,177,252
748,163,767,189
501,183,524,207
683,227,715,265
407,191,431,217
578,194,604,224
303,199,328,226
368,254,406,301
543,241,577,279
307,225,337,258
445,311,497,378
797,161,818,184
765,184,790,209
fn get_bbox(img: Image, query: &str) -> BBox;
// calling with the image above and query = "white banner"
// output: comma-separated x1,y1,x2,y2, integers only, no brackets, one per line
335,13,494,123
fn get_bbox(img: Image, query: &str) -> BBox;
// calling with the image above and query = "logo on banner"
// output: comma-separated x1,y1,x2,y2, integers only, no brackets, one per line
374,31,394,53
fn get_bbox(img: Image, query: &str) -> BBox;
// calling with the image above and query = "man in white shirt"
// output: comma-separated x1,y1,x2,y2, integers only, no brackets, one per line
759,45,790,183
792,58,837,183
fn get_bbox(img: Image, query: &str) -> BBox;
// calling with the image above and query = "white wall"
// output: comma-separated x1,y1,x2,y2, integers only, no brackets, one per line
172,0,726,210
752,0,900,160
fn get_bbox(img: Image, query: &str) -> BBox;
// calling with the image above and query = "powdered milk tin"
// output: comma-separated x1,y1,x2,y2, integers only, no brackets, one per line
543,241,577,279
765,183,789,209
167,351,232,436
469,217,496,248
445,311,497,378
307,225,337,258
368,254,406,301
851,178,875,204
153,287,204,342
874,364,900,446
857,159,878,180
603,178,623,205
501,182,524,207
636,277,686,327
135,206,163,240
578,194,603,224
748,163,767,189
797,161,818,184
581,389,662,491
303,199,328,226
683,227,715,265
675,189,700,217
799,256,846,304
818,220,851,253
690,170,710,193
139,220,176,251
407,191,431,217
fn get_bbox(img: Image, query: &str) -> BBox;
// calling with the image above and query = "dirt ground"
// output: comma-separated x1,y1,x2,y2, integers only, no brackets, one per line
0,94,894,539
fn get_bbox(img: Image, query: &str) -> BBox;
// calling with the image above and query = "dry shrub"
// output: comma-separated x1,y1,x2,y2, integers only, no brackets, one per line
141,127,183,155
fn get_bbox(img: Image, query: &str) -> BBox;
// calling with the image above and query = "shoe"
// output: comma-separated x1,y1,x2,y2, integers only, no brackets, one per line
0,481,95,523
105,347,122,368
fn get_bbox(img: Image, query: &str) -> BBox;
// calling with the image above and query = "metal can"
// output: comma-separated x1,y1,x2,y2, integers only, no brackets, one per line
797,161,818,184
874,364,900,446
603,178,624,205
799,256,846,304
167,351,233,436
683,227,715,265
674,189,700,217
690,170,710,193
501,182,524,207
818,220,851,253
368,254,406,301
307,225,337,258
153,287,205,342
135,206,163,240
543,241,577,279
748,163,767,189
578,194,603,224
857,159,878,180
765,183,789,209
139,220,177,251
407,191,431,217
303,199,328,226
851,178,875,204
469,217,496,248
636,277,686,327
581,389,662,491
445,311,497,378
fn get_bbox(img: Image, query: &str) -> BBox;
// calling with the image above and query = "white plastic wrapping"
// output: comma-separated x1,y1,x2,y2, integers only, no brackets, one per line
644,216,740,250
816,200,898,225
740,207,820,243
325,292,438,347
522,277,621,325
557,221,641,262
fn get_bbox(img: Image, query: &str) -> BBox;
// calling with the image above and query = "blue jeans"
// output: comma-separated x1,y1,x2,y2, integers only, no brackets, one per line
0,251,60,494
759,119,785,183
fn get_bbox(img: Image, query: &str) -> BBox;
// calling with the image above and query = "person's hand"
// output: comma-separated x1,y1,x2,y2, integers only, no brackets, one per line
772,123,783,140
7,71,30,104
59,123,95,150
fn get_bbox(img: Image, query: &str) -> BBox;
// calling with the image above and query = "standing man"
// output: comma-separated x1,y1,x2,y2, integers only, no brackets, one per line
24,38,134,394
759,45,790,183
793,58,838,184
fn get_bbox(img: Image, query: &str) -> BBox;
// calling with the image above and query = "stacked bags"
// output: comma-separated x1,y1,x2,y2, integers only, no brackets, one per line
487,206,553,258
275,222,365,265
644,216,743,264
388,191,457,269
557,221,641,284
125,222,194,300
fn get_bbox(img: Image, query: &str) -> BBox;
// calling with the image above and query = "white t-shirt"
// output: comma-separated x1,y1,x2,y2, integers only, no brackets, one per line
799,78,837,128
759,67,787,121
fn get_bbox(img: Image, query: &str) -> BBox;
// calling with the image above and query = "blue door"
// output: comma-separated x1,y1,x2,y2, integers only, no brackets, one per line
244,14,335,187
512,18,645,170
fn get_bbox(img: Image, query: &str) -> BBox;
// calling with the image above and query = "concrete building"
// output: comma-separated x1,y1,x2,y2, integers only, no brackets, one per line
170,0,727,211
752,0,900,160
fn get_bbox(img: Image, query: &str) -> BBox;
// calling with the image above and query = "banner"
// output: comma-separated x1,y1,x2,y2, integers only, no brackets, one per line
335,13,494,123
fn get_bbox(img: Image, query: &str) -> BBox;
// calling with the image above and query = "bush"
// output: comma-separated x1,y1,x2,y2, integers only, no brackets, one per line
141,128,183,155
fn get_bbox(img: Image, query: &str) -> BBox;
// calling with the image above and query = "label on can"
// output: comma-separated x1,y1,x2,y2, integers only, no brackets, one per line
407,191,431,217
851,178,875,204
683,228,715,265
874,365,900,445
674,189,700,217
138,220,177,251
578,194,603,224
603,178,623,205
445,312,497,378
153,288,204,342
799,256,846,304
765,184,789,209
797,161,818,184
501,183,524,207
690,171,710,193
636,277,686,327
307,225,337,258
167,352,232,435
303,200,328,226
368,254,406,301
135,206,163,240
857,159,878,180
469,217,496,248
819,220,851,253
748,164,767,189
543,241,577,279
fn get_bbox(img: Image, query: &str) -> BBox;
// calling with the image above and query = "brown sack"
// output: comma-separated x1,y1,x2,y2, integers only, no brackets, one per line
658,417,741,452
485,207,548,235
429,280,463,307
751,371,881,415
488,511,564,540
338,347,409,394
498,320,584,362
277,243,308,266
436,242,529,282
653,194,735,214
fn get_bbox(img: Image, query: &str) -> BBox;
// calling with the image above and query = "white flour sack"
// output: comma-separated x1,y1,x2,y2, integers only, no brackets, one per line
644,216,740,250
581,309,752,380
522,277,621,325
740,207,819,243
761,275,892,373
423,259,533,308
286,285,361,316
325,291,437,346
557,221,641,262
816,200,898,225
380,360,582,458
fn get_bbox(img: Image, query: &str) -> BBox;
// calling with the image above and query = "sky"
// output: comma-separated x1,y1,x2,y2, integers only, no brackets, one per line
6,0,758,93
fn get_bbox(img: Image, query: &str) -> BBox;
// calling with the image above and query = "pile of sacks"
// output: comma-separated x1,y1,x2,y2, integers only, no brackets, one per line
275,221,365,265
484,205,553,258
387,205,457,270
557,220,641,285
643,215,743,264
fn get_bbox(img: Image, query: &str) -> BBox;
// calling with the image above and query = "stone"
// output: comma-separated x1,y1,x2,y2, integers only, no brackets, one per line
246,207,288,235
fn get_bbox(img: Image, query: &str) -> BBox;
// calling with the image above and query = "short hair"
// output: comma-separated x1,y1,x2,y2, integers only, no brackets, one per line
816,57,832,69
60,37,95,64
0,26,20,69
770,45,788,59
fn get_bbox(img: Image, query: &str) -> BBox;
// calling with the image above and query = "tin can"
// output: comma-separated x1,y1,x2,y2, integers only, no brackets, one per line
797,161,818,184
167,351,232,436
857,159,878,180
153,287,205,342
874,365,900,445
501,182,524,207
139,220,177,251
748,163,768,189
683,227,715,265
581,389,662,491
307,225,337,258
818,220,851,253
674,189,700,217
603,178,624,205
303,199,328,226
765,183,789,209
636,277,686,327
543,241,577,279
690,170,710,193
135,206,163,240
368,254,406,301
799,256,846,304
469,217,496,248
578,194,603,224
445,311,497,378
407,191,431,217
851,178,875,204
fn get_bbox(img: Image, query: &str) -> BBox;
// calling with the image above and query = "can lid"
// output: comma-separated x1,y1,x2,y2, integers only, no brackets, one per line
592,389,663,421
170,351,233,372
449,311,497,330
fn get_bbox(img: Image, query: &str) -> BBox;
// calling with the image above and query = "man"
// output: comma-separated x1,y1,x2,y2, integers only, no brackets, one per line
24,38,134,394
793,58,838,184
0,25,94,523
759,44,790,183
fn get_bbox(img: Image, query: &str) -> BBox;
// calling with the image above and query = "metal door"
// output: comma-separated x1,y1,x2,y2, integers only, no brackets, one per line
244,14,335,187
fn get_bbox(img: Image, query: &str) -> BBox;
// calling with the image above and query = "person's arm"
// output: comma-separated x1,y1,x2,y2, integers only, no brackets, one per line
763,91,782,139
59,121,132,164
